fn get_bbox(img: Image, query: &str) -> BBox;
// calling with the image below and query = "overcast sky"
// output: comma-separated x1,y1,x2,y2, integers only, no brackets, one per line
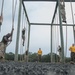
0,0,75,57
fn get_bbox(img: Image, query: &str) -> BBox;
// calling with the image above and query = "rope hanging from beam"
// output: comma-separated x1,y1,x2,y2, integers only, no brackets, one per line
22,0,75,2
20,9,27,61
12,0,17,29
8,0,17,46
20,9,24,61
22,10,25,46
56,9,60,62
70,0,74,24
64,22,68,62
0,0,4,31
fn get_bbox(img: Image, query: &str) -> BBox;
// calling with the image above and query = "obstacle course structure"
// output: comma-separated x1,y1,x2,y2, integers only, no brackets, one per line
13,0,75,62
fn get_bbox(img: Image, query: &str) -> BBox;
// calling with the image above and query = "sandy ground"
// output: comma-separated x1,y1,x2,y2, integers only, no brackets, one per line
0,61,74,75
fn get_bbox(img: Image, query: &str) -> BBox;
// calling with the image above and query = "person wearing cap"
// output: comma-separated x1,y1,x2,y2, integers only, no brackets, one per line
69,44,75,63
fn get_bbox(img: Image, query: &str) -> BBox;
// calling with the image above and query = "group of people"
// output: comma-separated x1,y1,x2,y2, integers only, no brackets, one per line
0,0,73,62
58,44,75,63
26,45,75,63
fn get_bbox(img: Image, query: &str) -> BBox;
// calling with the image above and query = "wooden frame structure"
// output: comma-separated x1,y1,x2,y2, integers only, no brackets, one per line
15,0,75,63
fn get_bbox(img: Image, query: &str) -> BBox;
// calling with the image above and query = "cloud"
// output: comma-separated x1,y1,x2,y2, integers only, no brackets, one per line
29,25,50,54
25,2,56,23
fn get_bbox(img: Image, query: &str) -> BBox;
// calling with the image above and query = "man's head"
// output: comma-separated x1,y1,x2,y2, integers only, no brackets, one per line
39,48,41,50
72,44,75,46
58,45,61,47
6,33,12,38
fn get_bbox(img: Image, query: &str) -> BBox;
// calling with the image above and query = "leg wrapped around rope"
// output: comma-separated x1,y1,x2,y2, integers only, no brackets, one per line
0,16,3,25
22,35,25,46
0,42,6,60
60,1,66,23
0,22,2,26
60,9,66,23
59,52,62,62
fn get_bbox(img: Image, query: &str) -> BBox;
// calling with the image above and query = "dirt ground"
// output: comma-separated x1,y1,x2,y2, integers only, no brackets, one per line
0,61,75,75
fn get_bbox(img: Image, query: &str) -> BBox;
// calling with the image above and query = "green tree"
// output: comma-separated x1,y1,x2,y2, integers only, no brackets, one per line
29,53,38,62
5,52,14,60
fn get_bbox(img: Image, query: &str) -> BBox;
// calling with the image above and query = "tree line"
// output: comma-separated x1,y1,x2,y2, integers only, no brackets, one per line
5,52,70,62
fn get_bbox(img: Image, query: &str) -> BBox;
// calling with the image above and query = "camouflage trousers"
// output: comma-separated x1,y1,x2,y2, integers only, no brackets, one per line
22,35,25,46
0,42,6,59
60,7,66,22
59,52,62,62
71,52,75,62
0,22,2,25
38,55,42,62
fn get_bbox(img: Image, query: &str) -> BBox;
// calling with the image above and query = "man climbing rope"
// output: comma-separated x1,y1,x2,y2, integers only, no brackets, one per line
0,28,14,60
60,0,66,23
22,28,25,46
69,44,75,64
57,45,62,62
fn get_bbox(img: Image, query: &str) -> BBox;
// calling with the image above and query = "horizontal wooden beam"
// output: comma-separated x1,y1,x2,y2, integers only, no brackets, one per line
23,0,75,2
30,23,75,26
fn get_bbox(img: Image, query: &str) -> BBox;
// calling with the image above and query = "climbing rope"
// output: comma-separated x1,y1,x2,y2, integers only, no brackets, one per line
64,22,68,62
11,0,17,33
21,11,25,61
11,0,17,38
12,0,17,28
20,39,23,61
55,26,58,62
24,16,29,61
70,0,75,43
19,9,24,61
54,13,58,62
70,0,74,24
1,0,4,16
7,0,17,46
19,8,27,61
61,0,67,61
0,0,4,31
56,26,60,62
56,9,60,62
